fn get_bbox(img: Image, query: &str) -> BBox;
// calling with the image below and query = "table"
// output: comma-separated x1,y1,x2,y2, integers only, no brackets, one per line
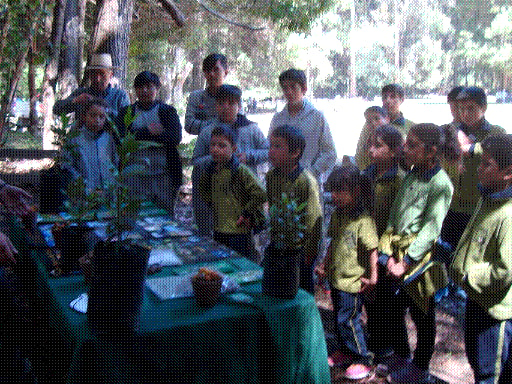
5,215,331,384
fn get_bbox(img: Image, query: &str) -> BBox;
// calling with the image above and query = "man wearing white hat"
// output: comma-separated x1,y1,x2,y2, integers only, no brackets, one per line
53,53,130,119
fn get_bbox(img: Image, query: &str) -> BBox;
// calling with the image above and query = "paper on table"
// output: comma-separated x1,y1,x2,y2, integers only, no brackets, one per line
148,246,183,266
146,274,240,300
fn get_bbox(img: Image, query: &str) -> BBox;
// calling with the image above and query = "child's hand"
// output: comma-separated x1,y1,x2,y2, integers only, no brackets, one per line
359,276,377,293
148,122,164,136
314,263,326,279
236,215,251,229
387,260,410,279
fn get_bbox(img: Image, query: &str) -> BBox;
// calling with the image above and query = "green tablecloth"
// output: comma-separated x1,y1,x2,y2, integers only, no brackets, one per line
4,217,330,383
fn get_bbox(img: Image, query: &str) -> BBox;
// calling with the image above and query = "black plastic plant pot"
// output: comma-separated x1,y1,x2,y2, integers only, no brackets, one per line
262,243,302,300
58,225,94,274
87,241,149,335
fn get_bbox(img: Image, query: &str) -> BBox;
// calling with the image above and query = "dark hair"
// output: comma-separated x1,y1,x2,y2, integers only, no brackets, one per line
215,84,242,102
447,86,464,102
481,134,512,169
374,124,403,154
211,124,235,146
202,53,228,72
77,97,108,119
325,165,374,216
134,71,161,88
278,69,307,90
381,84,405,99
456,86,487,106
408,123,461,163
271,125,306,159
365,106,388,117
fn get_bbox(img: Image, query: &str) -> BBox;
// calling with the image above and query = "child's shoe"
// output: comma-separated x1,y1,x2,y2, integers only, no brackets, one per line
327,350,353,367
344,363,372,380
375,354,409,377
386,361,429,383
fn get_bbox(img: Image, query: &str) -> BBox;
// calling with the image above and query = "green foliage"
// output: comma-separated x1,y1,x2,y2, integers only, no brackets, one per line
63,177,103,223
269,193,307,250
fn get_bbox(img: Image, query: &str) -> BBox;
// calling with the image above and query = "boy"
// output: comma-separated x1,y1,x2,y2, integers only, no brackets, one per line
447,86,465,126
269,69,337,183
267,125,323,293
381,84,415,137
199,125,266,260
355,106,389,170
445,87,506,249
184,53,229,135
192,84,268,236
63,98,118,192
450,134,512,384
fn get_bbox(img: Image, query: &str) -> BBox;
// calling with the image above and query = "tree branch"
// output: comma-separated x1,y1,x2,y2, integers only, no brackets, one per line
197,0,265,31
155,0,186,27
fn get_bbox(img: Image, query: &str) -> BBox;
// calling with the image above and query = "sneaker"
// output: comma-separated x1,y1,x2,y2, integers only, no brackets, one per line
387,361,429,383
327,350,353,367
344,363,372,380
375,354,409,377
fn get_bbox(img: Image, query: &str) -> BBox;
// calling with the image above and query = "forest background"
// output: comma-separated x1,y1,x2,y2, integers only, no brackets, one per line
1,0,512,153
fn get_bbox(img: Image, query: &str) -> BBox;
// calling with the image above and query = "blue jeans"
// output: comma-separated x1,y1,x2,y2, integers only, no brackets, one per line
466,299,512,384
330,288,372,365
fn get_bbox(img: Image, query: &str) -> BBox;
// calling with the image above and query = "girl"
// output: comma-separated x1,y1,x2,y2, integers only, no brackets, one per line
116,71,182,215
362,124,404,360
379,123,455,383
315,165,378,380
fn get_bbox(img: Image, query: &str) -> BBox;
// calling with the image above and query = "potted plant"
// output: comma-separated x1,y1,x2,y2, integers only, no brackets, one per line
262,193,307,299
40,115,78,213
87,120,159,334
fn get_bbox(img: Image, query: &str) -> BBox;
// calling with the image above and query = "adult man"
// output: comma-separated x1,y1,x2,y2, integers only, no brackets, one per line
53,53,130,119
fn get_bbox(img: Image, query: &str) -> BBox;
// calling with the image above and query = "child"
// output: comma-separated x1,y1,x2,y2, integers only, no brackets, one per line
450,134,512,384
447,86,465,126
355,106,389,170
192,84,268,236
378,124,455,383
63,98,117,192
266,125,323,293
362,125,404,360
269,69,337,182
381,84,415,137
184,53,228,135
444,87,506,251
315,165,378,380
116,71,182,214
199,125,266,260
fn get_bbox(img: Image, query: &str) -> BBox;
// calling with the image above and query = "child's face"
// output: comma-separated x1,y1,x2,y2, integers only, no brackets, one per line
369,135,395,164
478,152,508,192
458,100,486,128
204,60,228,89
448,100,461,123
269,134,297,169
84,105,107,132
216,98,240,123
280,80,306,106
382,92,403,116
135,83,158,105
403,133,431,169
331,188,356,209
365,111,388,130
210,135,235,164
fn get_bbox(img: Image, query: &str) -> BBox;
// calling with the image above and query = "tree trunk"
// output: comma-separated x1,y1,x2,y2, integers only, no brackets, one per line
88,0,135,88
162,46,193,106
0,8,10,69
28,46,38,135
40,0,68,149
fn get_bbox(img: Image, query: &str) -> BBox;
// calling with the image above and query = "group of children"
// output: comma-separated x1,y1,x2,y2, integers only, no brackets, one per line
60,51,512,384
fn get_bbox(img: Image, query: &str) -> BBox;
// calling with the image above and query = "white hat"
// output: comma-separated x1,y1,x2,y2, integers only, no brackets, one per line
86,53,117,70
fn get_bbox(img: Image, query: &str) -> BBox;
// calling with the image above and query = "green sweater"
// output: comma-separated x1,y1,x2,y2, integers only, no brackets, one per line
326,209,378,293
451,120,506,215
199,158,266,234
266,166,323,264
380,165,453,264
450,187,512,320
